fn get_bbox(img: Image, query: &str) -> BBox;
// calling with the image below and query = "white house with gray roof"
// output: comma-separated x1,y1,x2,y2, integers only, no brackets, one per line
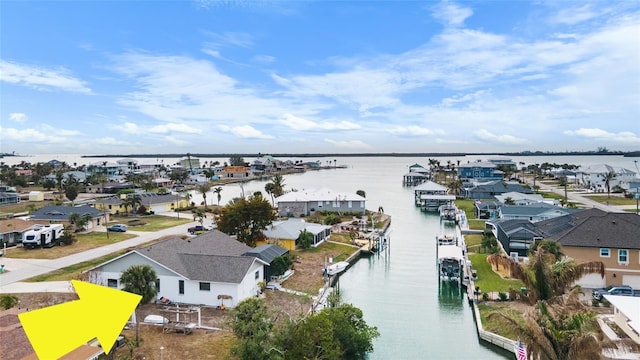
578,164,637,192
275,188,366,217
86,230,267,308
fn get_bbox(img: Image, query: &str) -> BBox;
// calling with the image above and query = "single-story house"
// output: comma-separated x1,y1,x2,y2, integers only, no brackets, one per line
486,219,543,258
463,180,533,200
243,244,289,282
86,231,268,308
29,205,106,230
0,218,36,246
494,192,546,206
498,203,578,223
262,218,332,250
535,208,640,288
275,188,366,217
0,192,20,205
602,295,640,345
94,193,187,214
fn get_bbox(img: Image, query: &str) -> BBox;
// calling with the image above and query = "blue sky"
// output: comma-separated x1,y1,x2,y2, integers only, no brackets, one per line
1,1,639,155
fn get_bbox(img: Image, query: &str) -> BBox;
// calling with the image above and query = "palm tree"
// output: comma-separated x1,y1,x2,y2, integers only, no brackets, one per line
487,243,604,305
489,288,612,360
267,174,285,198
603,170,616,199
213,186,223,206
119,264,158,345
265,182,276,205
197,183,212,209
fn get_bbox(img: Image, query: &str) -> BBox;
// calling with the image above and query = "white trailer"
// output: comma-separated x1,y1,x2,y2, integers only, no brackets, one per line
22,224,65,248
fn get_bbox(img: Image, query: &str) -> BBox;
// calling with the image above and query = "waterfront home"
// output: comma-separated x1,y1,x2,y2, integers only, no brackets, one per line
403,163,431,186
178,156,201,171
457,160,503,183
0,191,20,205
602,295,640,345
222,166,250,179
86,231,267,308
463,180,533,200
0,218,35,246
95,193,187,214
474,201,501,219
275,188,366,217
29,205,106,230
498,203,577,223
250,155,278,176
535,208,640,288
487,156,518,170
261,218,332,250
494,192,548,206
577,164,637,192
412,181,454,211
243,244,290,282
486,219,543,258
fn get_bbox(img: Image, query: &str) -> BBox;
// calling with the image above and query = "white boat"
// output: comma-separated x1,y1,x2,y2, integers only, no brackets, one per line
437,245,464,281
325,261,349,276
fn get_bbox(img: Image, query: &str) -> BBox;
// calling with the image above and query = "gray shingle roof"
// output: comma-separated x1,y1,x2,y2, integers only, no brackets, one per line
535,209,640,249
29,205,102,221
244,244,289,264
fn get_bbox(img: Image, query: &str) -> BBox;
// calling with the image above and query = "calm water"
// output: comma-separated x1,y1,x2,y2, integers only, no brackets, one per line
4,154,637,358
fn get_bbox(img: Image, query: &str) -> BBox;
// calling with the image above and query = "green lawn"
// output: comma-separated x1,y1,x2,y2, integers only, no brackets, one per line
477,303,524,340
24,252,125,282
113,214,192,231
465,233,483,252
469,253,524,293
4,232,134,259
294,241,355,262
584,195,637,206
538,191,564,200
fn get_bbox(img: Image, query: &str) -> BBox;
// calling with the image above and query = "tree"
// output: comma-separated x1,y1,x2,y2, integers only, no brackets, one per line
63,175,80,205
480,229,498,254
603,170,616,199
489,289,611,360
487,245,604,305
119,264,157,346
214,186,223,206
230,156,246,167
271,255,292,277
230,297,274,360
216,195,276,247
296,229,314,249
197,182,212,209
266,174,285,199
503,197,515,205
122,194,142,214
43,178,56,190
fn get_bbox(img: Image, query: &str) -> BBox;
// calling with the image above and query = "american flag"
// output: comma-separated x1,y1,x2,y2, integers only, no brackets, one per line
515,339,527,360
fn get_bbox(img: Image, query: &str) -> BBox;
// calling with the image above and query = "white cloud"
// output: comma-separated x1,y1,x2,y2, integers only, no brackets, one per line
0,60,91,93
0,126,66,143
9,113,28,123
430,1,473,28
280,113,360,131
387,126,445,136
473,129,528,145
324,138,372,150
149,123,201,134
564,128,640,144
219,124,274,139
164,135,189,146
113,122,143,134
548,4,598,25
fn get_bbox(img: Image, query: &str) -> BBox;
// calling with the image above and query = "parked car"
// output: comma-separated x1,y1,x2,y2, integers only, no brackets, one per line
107,224,128,232
592,285,636,301
188,225,205,234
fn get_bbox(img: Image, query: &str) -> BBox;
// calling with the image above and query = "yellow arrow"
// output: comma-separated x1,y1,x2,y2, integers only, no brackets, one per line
18,280,141,360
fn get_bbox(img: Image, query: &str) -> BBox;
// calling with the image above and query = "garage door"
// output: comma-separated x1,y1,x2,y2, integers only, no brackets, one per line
622,275,640,289
575,273,606,289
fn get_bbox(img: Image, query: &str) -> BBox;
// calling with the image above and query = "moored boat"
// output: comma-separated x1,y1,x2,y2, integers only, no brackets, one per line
325,261,350,276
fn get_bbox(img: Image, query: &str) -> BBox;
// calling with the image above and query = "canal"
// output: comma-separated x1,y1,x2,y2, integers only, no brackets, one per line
218,156,514,359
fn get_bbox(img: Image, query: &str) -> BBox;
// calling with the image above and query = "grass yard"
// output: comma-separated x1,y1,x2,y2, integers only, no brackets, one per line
111,214,192,231
4,232,134,259
538,191,564,201
465,233,483,252
477,303,525,340
584,195,636,206
469,253,523,293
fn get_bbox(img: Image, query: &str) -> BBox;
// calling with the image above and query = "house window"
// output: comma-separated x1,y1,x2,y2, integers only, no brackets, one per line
107,279,118,288
619,249,629,264
155,278,160,292
318,201,322,207
199,282,210,291
348,201,352,208
255,271,260,280
179,280,185,295
600,248,610,257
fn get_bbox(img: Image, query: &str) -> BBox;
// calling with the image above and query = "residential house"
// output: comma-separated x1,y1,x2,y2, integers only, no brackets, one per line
95,193,187,214
487,156,518,170
535,208,640,288
222,166,250,179
243,244,289,282
474,201,501,220
403,163,431,186
457,161,503,183
250,156,278,176
0,218,35,246
494,192,547,206
602,295,640,345
463,180,533,200
86,231,268,308
498,203,577,223
578,164,637,192
486,219,543,258
178,157,201,172
275,188,366,217
0,192,20,205
262,218,332,250
29,205,106,230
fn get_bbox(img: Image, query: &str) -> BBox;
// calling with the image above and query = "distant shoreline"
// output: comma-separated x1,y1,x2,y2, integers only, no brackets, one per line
81,151,639,158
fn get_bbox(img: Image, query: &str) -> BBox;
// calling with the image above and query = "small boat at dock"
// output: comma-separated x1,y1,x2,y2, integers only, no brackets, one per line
325,261,349,276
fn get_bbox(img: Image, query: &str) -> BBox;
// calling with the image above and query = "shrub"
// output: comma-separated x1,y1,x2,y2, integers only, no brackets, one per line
602,299,611,308
482,292,489,301
498,292,508,301
0,295,19,310
592,299,600,307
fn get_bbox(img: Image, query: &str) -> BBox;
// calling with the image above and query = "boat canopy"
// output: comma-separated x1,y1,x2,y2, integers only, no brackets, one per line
420,194,456,200
437,245,464,261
